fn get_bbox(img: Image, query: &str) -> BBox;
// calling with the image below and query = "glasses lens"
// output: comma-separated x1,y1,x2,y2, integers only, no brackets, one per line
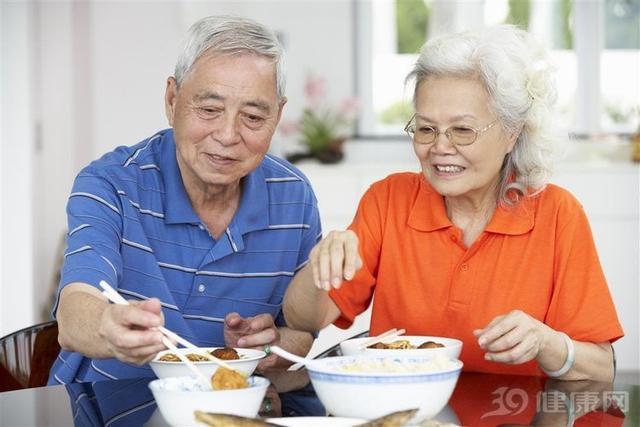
450,126,477,145
415,126,437,144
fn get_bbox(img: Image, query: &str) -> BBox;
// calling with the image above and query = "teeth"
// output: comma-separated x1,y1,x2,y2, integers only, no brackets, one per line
436,165,464,173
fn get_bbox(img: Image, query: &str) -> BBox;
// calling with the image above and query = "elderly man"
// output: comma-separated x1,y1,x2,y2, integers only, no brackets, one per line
49,15,321,416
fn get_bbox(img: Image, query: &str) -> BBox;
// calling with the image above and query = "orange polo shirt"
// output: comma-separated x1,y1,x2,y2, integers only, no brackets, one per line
329,172,623,376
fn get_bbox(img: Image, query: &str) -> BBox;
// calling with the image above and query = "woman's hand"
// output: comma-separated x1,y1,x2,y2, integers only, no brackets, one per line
308,230,362,290
473,309,553,365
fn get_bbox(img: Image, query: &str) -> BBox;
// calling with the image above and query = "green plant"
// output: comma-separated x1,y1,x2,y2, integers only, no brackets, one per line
280,73,359,155
299,108,349,154
378,100,414,125
396,0,429,54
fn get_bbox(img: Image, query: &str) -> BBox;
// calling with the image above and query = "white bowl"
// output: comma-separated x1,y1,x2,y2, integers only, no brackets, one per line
340,335,462,359
307,355,462,421
148,375,269,426
150,347,266,379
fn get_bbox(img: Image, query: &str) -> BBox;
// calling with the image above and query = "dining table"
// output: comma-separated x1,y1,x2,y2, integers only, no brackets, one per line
0,371,637,426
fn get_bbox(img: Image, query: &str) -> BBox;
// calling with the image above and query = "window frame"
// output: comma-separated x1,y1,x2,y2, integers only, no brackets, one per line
354,0,635,139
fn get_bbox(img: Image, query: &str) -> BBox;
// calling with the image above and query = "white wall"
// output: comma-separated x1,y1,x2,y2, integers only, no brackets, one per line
1,1,36,336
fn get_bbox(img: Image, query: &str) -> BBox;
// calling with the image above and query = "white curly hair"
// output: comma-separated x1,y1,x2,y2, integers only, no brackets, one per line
406,25,564,205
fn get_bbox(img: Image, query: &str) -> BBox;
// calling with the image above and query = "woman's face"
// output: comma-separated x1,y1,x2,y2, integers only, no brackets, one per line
413,75,517,204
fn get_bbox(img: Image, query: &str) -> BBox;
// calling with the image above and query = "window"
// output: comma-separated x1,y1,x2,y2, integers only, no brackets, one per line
356,0,639,138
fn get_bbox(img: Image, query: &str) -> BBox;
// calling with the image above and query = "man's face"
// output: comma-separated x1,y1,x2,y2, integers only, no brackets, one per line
165,52,285,192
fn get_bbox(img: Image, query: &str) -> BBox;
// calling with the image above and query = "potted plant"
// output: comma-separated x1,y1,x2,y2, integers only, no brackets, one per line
281,73,359,164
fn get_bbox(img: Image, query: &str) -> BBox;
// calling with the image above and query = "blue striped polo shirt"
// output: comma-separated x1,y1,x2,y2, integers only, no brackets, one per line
48,129,321,385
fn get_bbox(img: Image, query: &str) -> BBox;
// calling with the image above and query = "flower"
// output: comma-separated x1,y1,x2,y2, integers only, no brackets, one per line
281,73,359,156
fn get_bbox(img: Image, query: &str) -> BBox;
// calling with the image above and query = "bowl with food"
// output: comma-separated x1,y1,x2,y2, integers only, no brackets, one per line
339,335,462,360
149,347,266,379
148,371,269,426
307,354,462,421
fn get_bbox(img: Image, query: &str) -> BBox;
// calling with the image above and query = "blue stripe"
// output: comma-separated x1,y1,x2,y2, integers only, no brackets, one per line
69,224,91,236
104,400,156,427
70,192,120,213
65,245,92,258
269,223,311,230
195,270,295,277
121,238,153,253
139,164,160,171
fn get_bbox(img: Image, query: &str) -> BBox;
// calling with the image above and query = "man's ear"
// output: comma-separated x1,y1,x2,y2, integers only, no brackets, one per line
275,96,288,125
165,77,178,126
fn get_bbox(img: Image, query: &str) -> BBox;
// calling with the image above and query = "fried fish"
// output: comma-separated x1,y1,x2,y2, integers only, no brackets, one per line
357,408,419,427
194,411,279,426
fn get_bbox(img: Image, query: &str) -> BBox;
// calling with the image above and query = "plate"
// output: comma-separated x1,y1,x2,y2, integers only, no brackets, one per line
266,416,366,426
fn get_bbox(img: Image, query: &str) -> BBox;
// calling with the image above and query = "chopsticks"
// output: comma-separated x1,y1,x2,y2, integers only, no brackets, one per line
98,280,233,372
359,328,406,349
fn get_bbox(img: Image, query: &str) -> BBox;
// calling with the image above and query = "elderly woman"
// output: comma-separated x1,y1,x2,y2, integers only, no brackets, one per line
283,25,623,381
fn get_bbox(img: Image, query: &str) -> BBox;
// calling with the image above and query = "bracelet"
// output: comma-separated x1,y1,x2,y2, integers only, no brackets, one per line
541,332,575,378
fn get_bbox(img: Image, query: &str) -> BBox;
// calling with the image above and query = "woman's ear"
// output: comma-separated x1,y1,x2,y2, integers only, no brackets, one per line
506,126,523,154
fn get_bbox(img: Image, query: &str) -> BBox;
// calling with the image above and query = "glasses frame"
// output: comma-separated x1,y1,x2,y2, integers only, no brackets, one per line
404,113,499,146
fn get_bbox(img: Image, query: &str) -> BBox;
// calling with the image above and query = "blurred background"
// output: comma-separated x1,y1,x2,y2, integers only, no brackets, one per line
1,0,638,375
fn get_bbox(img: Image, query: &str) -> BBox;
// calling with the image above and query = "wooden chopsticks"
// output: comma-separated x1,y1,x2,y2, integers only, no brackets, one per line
98,280,234,372
359,328,406,349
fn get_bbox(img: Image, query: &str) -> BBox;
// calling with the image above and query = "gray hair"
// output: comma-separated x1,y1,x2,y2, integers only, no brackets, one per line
406,25,562,206
175,15,286,100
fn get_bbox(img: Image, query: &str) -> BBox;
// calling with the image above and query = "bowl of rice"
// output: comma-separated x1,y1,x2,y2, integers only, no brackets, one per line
307,354,462,421
148,375,269,425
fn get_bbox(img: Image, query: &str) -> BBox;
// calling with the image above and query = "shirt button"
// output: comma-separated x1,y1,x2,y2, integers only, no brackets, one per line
450,235,457,241
460,263,469,271
198,283,205,292
198,224,205,231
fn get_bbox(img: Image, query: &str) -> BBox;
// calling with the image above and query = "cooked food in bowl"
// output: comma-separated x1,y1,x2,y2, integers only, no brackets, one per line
307,354,462,421
212,347,241,360
367,339,445,350
149,375,269,425
150,347,266,379
158,346,241,362
340,335,462,360
212,367,248,390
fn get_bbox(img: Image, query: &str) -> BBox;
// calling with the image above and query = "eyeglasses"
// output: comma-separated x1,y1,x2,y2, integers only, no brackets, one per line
404,113,499,146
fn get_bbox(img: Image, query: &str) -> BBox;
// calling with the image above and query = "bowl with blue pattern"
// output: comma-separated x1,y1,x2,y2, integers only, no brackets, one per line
149,375,269,425
150,347,266,380
307,354,462,421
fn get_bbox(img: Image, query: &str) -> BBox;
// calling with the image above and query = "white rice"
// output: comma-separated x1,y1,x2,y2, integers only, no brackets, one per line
337,355,457,374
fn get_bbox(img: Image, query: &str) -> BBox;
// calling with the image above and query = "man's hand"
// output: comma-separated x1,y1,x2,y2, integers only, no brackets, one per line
223,312,281,371
258,385,282,418
98,298,166,365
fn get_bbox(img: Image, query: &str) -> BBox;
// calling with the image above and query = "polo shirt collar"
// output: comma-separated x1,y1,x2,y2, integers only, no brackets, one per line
485,197,535,235
408,176,534,235
159,130,201,225
234,163,269,234
159,130,270,233
408,178,452,232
